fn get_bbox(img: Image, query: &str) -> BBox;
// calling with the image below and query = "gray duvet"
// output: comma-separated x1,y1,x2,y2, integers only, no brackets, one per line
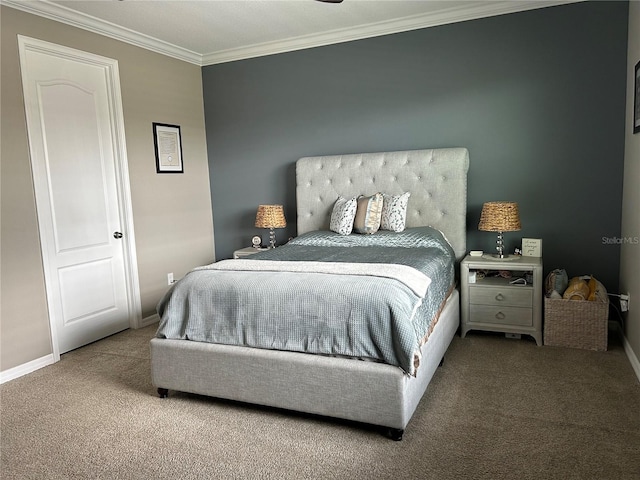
156,227,455,375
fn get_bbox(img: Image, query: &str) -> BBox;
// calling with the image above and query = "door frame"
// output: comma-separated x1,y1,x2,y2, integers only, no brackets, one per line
18,35,142,361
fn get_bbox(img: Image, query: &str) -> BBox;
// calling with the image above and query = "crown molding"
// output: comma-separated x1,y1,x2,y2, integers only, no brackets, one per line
202,1,582,65
3,0,583,67
1,0,202,65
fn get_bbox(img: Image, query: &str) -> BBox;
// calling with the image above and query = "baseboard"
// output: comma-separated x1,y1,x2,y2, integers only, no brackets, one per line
0,354,55,384
622,333,640,383
140,313,160,328
1,315,159,383
1,314,158,383
611,321,640,383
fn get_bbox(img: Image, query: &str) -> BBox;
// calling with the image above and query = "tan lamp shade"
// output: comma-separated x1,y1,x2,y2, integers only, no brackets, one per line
478,201,521,232
255,205,286,229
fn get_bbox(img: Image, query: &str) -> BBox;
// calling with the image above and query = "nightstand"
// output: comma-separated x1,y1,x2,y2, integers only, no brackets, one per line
233,247,267,259
460,254,543,345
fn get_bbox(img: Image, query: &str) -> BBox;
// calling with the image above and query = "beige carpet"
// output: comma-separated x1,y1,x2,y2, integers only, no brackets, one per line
1,324,639,480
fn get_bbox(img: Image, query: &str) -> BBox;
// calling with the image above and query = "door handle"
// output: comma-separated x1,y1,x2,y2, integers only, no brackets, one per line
113,232,123,239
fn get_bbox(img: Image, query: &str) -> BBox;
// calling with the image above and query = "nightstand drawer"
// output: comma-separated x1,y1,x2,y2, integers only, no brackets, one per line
469,305,533,327
469,287,532,307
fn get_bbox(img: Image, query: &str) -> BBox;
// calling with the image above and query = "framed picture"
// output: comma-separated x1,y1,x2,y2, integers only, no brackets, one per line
635,60,640,134
521,238,542,257
153,123,183,173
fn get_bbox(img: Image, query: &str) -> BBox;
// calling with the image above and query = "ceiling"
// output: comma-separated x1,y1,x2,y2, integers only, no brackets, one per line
3,0,581,65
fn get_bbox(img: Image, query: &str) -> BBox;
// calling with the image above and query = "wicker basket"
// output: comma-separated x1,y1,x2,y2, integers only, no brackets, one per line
544,297,609,351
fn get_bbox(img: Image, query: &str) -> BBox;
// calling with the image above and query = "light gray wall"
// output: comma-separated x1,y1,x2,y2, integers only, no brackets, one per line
620,1,640,372
1,6,214,372
202,1,628,292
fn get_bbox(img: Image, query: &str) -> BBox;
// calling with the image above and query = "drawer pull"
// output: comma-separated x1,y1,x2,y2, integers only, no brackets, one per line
495,293,505,301
495,311,506,320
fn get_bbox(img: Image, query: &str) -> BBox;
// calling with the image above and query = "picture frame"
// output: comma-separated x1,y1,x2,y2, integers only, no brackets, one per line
521,238,542,257
635,60,640,134
153,122,183,173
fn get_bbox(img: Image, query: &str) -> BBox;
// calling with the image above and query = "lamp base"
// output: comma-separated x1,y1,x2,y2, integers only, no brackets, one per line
268,228,277,249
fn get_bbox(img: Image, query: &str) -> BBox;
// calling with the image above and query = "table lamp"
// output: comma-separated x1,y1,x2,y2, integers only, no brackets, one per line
478,201,521,259
255,204,286,249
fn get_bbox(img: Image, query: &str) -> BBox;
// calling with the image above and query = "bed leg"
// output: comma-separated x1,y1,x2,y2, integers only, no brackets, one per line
386,428,404,441
438,356,444,367
157,388,168,398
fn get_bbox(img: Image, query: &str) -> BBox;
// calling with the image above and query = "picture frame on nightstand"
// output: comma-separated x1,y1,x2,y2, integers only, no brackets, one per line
522,238,542,257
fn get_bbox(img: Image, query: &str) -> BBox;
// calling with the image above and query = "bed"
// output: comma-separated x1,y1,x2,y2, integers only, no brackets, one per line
150,147,469,440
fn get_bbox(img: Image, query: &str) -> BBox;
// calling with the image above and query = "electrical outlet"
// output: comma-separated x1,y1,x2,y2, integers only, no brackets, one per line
167,273,174,285
620,293,630,312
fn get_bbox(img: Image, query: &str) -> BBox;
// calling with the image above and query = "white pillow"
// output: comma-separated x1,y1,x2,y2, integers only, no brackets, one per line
329,196,357,235
381,192,410,232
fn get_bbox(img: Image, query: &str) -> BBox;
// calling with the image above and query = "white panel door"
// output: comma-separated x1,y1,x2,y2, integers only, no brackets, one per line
19,37,139,355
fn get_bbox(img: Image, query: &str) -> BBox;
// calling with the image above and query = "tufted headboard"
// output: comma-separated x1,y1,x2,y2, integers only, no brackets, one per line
295,148,469,260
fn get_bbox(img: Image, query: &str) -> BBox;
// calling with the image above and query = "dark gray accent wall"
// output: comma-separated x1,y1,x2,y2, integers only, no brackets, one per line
203,1,628,291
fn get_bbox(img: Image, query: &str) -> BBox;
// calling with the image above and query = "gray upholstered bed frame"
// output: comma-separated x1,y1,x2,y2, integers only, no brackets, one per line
150,148,469,440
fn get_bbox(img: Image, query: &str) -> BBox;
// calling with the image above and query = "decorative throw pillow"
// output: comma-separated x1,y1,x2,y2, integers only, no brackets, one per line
353,193,383,234
329,196,357,235
591,277,608,303
587,276,598,301
586,275,608,303
381,192,410,232
563,277,590,301
544,269,568,299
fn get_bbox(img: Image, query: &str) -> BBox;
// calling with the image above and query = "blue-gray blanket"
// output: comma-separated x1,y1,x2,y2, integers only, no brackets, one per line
156,227,455,375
